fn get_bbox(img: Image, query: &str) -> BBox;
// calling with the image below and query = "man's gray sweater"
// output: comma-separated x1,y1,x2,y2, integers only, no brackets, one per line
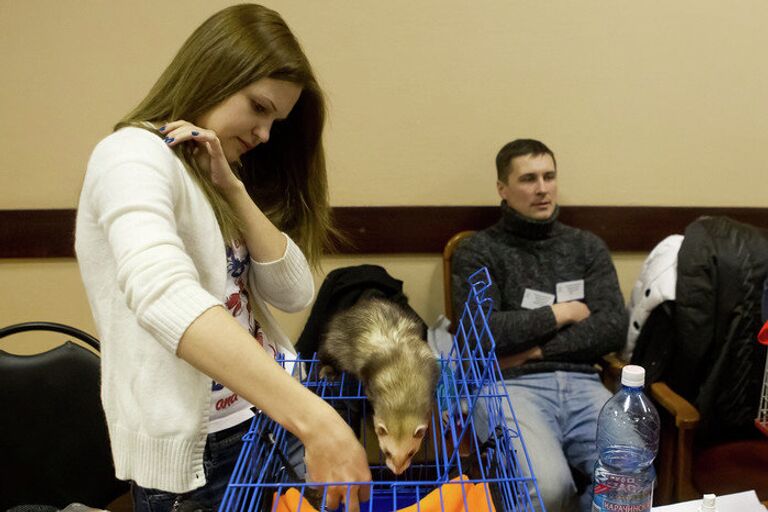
451,203,627,377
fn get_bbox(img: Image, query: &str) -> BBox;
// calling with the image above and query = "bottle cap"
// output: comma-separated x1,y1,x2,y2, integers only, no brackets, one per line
621,365,645,387
700,494,717,512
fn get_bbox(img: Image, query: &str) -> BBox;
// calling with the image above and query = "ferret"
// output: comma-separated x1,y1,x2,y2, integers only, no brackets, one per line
318,297,440,475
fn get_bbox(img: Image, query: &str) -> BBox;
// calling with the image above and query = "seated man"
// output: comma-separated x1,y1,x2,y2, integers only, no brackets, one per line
451,139,627,512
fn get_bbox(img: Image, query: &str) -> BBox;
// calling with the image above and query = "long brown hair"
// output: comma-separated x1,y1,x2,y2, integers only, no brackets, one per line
116,4,336,264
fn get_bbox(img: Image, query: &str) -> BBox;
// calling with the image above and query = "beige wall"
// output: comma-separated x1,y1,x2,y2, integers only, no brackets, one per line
0,254,645,355
2,1,764,351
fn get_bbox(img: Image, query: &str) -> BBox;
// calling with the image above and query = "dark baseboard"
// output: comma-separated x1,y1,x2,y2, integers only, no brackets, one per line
2,206,766,258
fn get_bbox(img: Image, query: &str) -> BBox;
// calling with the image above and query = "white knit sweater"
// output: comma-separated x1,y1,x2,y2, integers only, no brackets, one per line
75,127,314,493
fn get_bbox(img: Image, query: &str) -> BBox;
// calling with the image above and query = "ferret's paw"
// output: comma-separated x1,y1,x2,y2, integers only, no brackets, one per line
319,365,339,380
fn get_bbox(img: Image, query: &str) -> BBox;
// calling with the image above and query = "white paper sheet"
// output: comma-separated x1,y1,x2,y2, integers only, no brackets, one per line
653,490,766,512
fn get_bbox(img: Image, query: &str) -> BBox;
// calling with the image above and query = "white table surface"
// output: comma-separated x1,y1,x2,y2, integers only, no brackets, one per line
653,491,766,512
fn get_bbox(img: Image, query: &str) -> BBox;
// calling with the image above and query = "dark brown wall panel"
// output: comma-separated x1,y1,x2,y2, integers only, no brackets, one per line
1,207,766,258
1,209,78,258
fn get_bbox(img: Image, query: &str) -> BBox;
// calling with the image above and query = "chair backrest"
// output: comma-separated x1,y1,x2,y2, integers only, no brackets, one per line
0,322,129,510
442,230,476,329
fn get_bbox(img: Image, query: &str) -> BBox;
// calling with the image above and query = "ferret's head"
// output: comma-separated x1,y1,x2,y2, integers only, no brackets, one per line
374,414,429,475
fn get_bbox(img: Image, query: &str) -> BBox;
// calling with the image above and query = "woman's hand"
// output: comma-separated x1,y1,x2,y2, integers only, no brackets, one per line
303,408,372,512
158,121,242,195
179,307,370,510
158,121,287,261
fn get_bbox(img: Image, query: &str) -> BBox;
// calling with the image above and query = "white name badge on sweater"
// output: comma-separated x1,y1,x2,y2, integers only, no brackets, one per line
521,289,556,310
556,279,585,302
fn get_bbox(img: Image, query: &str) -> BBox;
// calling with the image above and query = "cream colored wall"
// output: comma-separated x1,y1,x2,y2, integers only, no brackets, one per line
2,1,762,351
0,254,645,355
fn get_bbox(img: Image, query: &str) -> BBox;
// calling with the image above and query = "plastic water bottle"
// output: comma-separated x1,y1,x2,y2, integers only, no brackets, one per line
592,365,660,512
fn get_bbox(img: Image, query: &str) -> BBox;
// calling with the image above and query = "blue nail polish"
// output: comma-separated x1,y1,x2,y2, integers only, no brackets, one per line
191,131,199,136
165,137,174,143
158,126,166,131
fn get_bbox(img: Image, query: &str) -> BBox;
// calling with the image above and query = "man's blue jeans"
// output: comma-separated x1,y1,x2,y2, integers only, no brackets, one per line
502,371,612,512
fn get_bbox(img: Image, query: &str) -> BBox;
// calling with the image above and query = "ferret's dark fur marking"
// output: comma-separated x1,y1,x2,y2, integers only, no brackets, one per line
318,297,440,475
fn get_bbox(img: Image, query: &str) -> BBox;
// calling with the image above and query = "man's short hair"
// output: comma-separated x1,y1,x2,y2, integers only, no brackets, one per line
496,139,557,181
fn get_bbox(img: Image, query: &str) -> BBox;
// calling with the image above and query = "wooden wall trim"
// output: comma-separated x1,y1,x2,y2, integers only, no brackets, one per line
1,209,78,259
2,206,767,258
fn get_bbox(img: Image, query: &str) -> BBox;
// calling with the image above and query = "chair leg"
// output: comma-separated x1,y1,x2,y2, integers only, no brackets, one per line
674,427,698,502
655,421,675,505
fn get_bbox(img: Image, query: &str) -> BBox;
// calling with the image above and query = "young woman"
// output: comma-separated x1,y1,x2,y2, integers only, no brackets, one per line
75,4,370,511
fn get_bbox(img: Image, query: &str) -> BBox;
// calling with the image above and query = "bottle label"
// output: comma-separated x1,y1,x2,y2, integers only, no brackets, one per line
592,472,654,512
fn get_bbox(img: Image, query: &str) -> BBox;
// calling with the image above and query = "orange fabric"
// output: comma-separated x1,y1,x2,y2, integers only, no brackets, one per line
272,488,317,512
271,475,497,512
398,475,470,512
464,483,496,512
759,320,768,345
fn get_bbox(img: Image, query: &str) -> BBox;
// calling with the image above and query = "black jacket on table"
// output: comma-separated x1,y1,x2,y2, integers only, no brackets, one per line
451,203,627,378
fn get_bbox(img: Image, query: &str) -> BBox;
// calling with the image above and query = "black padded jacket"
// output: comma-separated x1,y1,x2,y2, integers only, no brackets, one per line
671,216,768,445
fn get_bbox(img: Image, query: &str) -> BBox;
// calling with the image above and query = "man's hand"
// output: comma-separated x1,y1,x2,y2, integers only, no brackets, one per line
498,345,544,368
552,301,591,328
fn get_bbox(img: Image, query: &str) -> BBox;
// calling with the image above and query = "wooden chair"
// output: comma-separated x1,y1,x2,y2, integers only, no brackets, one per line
442,230,624,388
649,381,768,504
442,230,478,331
444,231,768,505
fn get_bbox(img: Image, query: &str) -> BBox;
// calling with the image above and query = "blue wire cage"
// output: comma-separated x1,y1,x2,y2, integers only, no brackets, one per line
219,267,545,512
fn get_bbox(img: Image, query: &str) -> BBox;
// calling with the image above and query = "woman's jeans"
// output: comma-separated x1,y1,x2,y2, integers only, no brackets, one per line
131,420,249,512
